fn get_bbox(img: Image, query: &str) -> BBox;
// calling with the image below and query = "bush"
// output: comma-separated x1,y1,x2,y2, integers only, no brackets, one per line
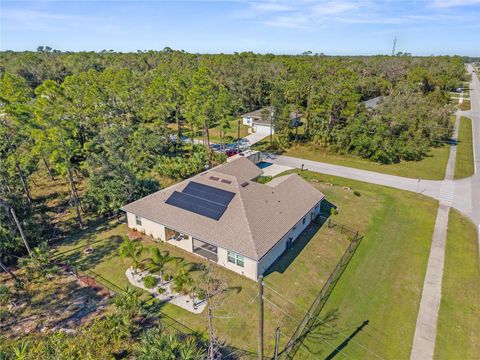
0,285,12,306
142,275,158,289
353,190,361,197
256,176,272,184
197,288,206,301
330,207,339,216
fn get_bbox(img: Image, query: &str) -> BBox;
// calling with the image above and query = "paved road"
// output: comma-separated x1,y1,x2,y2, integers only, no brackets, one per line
263,152,443,201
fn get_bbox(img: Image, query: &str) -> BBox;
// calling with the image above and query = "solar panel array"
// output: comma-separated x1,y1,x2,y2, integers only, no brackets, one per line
165,181,235,220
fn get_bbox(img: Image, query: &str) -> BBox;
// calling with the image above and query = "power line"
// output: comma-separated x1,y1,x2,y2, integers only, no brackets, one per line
263,282,385,360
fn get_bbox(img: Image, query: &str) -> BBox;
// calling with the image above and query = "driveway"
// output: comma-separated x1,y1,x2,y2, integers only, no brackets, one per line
244,132,269,146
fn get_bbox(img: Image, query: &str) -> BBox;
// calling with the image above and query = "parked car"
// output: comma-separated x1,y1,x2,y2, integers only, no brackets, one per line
225,149,239,157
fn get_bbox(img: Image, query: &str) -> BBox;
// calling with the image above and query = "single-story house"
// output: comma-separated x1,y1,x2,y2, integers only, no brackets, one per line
241,106,302,135
121,157,324,281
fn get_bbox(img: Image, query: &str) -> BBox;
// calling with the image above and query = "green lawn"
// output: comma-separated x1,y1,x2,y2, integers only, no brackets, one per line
52,171,438,358
208,119,250,143
435,210,480,359
282,143,450,180
292,172,438,359
454,116,475,179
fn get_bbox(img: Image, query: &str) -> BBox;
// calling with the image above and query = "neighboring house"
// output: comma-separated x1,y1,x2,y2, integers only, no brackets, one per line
241,106,302,135
121,157,324,281
362,96,383,110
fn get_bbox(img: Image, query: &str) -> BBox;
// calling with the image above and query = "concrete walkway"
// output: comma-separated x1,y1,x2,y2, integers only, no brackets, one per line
410,205,450,360
409,112,460,359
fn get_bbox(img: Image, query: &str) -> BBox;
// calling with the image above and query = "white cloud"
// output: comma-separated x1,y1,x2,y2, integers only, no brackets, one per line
430,0,480,8
1,8,96,22
235,0,479,29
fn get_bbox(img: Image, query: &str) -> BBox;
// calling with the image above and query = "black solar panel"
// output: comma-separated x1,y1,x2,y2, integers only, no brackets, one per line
183,182,235,207
166,191,227,220
165,182,235,220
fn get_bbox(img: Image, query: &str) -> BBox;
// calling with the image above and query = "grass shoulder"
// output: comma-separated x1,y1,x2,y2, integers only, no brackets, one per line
281,143,450,180
454,116,474,179
459,99,471,111
435,210,480,359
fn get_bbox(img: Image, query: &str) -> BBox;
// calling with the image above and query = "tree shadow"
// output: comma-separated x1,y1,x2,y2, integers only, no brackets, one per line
323,320,370,360
278,309,341,358
59,235,123,270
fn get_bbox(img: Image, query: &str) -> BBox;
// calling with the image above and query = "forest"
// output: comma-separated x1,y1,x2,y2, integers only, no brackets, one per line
0,48,467,265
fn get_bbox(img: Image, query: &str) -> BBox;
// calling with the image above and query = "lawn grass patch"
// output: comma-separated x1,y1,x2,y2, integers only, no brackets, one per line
282,143,450,180
435,210,480,359
207,119,250,143
459,99,471,111
454,116,474,179
290,171,437,359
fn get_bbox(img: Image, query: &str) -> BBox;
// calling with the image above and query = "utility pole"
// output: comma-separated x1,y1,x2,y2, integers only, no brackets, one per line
207,304,215,360
237,118,240,154
391,36,397,56
258,275,264,360
269,109,274,146
274,327,281,359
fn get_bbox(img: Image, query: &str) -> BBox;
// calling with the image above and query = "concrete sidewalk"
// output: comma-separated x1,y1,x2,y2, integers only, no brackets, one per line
410,205,450,360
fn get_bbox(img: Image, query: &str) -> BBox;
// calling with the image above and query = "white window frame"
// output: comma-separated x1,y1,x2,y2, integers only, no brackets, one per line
227,251,244,267
135,215,142,226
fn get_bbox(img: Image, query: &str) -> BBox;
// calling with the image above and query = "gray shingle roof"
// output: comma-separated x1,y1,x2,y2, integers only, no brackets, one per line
121,157,324,260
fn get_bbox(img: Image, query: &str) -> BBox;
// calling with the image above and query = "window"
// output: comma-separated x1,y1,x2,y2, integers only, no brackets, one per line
302,218,306,225
227,251,244,267
135,215,142,226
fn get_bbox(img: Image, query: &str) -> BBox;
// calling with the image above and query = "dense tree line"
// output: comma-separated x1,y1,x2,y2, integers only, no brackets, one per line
0,48,466,264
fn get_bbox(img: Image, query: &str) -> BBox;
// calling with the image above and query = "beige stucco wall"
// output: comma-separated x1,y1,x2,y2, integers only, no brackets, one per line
126,212,166,241
217,246,258,281
257,200,323,276
167,236,193,252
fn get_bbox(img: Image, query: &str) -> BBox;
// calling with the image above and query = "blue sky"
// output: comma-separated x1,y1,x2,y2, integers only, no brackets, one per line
1,0,479,55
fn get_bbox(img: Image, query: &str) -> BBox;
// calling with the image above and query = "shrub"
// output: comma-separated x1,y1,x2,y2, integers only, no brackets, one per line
0,285,12,307
256,176,272,184
143,275,158,289
330,207,339,216
353,190,361,197
197,288,206,301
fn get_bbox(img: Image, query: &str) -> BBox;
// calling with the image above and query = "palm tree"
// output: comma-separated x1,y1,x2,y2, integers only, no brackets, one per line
172,271,195,304
145,247,172,285
110,287,144,320
134,328,205,360
119,236,144,274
